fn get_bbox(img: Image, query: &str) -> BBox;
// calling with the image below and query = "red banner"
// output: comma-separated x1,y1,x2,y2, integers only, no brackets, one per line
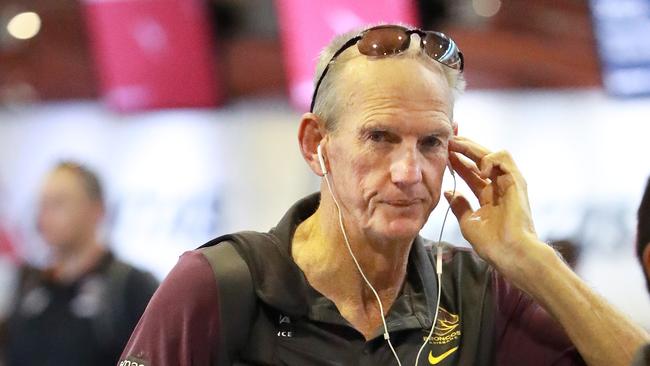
275,0,418,110
83,0,222,111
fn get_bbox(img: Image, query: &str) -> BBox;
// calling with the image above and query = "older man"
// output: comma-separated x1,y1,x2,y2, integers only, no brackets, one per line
119,25,649,366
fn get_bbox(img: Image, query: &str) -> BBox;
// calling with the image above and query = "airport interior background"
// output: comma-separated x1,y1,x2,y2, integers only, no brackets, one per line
1,0,650,331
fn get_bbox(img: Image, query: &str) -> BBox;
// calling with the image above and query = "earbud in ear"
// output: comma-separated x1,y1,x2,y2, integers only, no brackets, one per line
317,144,328,176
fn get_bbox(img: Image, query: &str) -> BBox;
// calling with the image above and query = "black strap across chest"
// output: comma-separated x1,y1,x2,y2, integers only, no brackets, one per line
198,232,262,365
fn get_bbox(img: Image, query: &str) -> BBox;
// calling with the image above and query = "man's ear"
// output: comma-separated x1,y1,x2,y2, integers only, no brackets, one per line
447,121,459,175
298,113,327,176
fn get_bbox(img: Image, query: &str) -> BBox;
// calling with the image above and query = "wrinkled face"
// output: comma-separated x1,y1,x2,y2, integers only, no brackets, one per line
37,169,101,251
324,52,454,242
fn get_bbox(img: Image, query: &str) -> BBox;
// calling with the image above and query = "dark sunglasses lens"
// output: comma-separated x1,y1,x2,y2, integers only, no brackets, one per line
358,27,410,57
423,32,462,70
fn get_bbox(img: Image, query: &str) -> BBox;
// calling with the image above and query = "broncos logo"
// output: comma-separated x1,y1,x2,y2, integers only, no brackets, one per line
434,307,460,337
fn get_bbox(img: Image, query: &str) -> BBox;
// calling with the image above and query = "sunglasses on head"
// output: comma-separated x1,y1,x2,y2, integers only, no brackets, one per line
310,25,464,113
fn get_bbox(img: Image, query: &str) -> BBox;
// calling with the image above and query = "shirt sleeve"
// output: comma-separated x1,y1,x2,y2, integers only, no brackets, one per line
492,270,587,366
118,251,221,366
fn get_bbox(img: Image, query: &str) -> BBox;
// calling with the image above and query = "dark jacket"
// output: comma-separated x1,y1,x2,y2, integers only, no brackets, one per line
4,251,158,366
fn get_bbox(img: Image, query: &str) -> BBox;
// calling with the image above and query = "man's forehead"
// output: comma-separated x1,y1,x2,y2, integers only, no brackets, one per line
342,50,450,89
335,55,454,118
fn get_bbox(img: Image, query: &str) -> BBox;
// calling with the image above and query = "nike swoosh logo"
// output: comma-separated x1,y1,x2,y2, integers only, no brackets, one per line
428,346,458,365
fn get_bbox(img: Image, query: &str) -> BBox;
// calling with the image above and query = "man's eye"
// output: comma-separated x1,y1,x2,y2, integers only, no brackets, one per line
420,136,442,149
368,131,388,142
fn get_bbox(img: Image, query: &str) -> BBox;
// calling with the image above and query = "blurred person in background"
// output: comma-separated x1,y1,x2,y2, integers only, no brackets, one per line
0,161,158,366
120,24,649,365
549,239,581,270
0,217,20,366
632,176,650,365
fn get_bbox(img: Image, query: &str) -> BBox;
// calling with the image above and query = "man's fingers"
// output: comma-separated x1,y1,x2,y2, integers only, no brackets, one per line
449,137,491,164
444,190,473,224
451,138,520,180
478,184,495,206
480,151,527,193
449,152,490,199
450,138,527,204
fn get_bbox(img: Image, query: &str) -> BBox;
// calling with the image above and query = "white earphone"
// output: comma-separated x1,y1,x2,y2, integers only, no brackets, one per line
316,143,455,366
317,144,328,175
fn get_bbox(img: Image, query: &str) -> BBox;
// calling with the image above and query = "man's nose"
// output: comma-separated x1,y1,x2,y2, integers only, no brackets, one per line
390,146,422,186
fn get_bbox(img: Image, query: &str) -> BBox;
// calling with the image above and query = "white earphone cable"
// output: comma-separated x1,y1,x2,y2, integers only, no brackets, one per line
413,171,456,366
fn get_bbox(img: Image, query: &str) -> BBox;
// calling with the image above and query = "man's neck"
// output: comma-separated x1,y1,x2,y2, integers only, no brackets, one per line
51,239,106,284
292,193,414,314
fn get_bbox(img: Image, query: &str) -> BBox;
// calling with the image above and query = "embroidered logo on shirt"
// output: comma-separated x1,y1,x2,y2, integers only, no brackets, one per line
428,346,458,365
277,314,293,337
277,330,294,337
422,307,461,345
279,315,291,324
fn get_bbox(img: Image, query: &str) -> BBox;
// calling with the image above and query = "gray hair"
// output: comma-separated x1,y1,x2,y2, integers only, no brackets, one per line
312,24,466,131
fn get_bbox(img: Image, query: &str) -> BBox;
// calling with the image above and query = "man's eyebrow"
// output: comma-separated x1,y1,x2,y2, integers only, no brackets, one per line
424,126,453,138
358,123,393,134
358,122,453,137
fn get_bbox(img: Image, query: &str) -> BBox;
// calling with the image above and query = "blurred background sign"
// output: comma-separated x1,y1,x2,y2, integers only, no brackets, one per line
83,0,223,111
0,0,612,109
589,0,650,97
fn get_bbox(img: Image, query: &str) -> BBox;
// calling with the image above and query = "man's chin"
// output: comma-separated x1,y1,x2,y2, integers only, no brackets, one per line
376,218,423,242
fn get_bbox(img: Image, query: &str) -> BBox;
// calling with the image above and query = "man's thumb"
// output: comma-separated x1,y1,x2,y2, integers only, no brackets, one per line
444,190,473,223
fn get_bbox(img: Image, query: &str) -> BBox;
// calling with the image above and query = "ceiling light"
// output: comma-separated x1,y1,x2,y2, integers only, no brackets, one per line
7,12,41,40
473,0,502,18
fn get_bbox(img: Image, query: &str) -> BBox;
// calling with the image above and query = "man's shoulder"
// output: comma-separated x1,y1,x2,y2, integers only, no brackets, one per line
141,249,219,310
166,250,216,283
117,250,222,366
155,232,274,295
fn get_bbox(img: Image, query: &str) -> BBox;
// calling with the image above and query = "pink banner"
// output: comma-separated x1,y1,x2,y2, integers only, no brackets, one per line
83,0,223,111
275,0,418,110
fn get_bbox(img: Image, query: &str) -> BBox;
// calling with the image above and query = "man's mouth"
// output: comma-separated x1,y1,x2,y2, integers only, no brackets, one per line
382,199,422,207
